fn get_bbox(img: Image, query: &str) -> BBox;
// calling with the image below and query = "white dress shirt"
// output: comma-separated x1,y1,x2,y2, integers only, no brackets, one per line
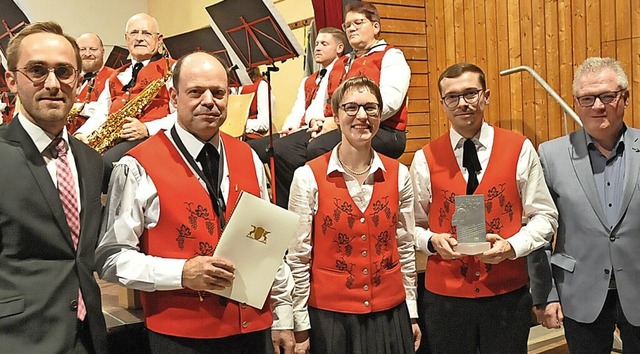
95,123,292,329
76,58,175,137
17,114,81,208
286,146,418,332
281,59,336,131
410,122,558,258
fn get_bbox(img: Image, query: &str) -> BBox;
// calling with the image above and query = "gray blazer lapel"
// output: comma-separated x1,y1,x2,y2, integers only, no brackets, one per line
614,129,640,228
5,119,75,248
569,129,609,229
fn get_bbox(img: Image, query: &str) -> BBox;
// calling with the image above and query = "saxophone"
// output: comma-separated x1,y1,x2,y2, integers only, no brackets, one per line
87,57,172,154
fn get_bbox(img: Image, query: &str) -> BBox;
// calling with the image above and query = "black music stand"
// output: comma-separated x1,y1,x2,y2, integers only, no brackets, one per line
206,0,303,204
104,46,130,70
164,27,243,87
0,1,29,59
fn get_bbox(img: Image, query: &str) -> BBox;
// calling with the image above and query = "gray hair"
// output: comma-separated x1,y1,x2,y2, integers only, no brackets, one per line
573,57,628,96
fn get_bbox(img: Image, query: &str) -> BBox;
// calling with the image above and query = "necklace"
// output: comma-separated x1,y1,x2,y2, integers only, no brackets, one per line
337,146,373,176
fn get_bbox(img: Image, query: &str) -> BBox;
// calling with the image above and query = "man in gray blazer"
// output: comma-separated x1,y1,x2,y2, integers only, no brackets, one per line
0,22,107,353
529,57,640,353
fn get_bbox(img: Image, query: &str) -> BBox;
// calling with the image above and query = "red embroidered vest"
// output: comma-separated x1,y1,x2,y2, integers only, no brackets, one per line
240,78,263,120
127,132,272,338
68,66,115,133
307,153,405,313
298,71,321,127
108,57,174,123
324,46,408,131
423,127,528,298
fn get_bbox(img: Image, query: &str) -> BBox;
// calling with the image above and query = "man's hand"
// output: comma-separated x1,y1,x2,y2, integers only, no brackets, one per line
533,302,564,329
430,233,463,259
411,321,422,352
272,329,295,354
120,117,149,141
181,256,235,291
476,233,516,264
74,133,89,144
293,330,310,354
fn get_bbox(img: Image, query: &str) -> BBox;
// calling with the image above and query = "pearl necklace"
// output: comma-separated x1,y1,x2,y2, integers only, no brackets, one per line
337,147,373,176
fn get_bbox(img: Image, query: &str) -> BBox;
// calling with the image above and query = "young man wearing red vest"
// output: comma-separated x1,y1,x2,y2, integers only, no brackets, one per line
67,32,114,134
75,14,175,186
95,52,294,354
410,63,558,354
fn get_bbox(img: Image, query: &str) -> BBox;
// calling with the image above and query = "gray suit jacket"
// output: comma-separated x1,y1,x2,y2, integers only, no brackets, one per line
0,119,108,353
529,127,640,326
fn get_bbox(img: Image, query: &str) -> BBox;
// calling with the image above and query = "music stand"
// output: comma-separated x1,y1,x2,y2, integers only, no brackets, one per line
104,46,130,69
164,27,244,88
0,1,29,61
206,0,303,204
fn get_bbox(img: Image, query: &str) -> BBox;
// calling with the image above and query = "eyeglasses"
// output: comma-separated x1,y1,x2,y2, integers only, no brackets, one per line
14,64,78,85
340,102,380,117
126,30,158,39
342,19,370,31
441,89,484,108
575,90,625,107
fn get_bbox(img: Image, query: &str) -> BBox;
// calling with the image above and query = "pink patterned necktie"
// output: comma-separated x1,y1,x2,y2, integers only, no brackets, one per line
52,138,86,321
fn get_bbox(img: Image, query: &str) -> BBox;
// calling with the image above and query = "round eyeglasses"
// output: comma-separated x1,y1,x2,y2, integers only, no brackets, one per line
575,90,625,107
339,102,381,117
14,64,78,85
441,89,484,108
342,19,370,31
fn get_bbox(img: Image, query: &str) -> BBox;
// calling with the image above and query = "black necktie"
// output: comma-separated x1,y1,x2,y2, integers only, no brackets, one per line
82,71,97,84
122,62,143,91
463,138,481,195
197,143,221,215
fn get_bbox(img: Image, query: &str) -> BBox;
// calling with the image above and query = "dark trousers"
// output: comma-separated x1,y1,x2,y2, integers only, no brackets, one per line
102,138,145,192
74,319,94,354
147,329,273,354
422,286,532,354
564,289,640,354
248,127,406,208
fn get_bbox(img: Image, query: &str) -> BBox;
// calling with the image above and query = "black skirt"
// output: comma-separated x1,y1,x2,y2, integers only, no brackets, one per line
308,302,414,354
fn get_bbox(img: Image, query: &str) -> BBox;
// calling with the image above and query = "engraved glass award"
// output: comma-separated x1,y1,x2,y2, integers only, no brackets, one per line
452,195,490,255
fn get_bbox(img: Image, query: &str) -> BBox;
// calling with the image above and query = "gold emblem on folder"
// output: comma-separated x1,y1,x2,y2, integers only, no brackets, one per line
247,225,269,244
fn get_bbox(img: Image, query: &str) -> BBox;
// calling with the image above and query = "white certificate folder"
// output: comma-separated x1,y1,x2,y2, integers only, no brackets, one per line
210,191,299,309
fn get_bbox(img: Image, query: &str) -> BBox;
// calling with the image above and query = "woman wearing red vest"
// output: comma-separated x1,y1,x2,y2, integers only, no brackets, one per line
287,77,421,354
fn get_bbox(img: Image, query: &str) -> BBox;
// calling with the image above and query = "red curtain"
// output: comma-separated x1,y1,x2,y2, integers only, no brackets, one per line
311,0,345,29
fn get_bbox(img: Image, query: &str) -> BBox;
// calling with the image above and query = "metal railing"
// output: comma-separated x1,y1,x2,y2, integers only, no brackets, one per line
500,66,582,135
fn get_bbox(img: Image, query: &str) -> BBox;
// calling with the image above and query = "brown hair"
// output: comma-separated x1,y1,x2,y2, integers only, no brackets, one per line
345,2,381,24
331,76,383,116
318,27,347,56
6,21,81,71
437,62,486,95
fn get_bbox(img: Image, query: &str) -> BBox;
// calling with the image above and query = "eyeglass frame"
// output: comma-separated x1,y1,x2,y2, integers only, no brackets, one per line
342,19,371,31
339,102,381,118
12,64,79,85
441,89,485,108
575,89,626,108
125,29,159,39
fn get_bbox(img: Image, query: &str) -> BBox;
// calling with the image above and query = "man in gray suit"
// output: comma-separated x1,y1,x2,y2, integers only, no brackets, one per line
530,57,640,353
0,22,107,353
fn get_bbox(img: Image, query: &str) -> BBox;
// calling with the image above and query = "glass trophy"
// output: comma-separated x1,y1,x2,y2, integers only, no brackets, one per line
452,195,490,255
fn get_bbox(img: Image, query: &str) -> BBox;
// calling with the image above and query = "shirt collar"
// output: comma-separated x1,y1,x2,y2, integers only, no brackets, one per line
130,58,150,68
585,125,627,155
17,113,69,154
174,122,222,160
449,121,490,150
326,144,386,176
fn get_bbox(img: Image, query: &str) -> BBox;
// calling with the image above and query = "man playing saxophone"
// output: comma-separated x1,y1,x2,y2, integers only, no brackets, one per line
75,13,174,187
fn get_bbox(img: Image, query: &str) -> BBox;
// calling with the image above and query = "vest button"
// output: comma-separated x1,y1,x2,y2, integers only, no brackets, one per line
604,269,610,275
361,234,367,241
361,251,367,257
360,217,366,223
610,235,616,242
363,285,369,291
242,321,249,328
474,271,481,277
363,268,368,275
241,303,247,309
363,300,370,307
474,288,480,293
70,300,78,310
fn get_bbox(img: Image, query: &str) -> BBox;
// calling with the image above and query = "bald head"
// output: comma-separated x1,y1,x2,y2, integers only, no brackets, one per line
76,33,105,73
124,13,162,61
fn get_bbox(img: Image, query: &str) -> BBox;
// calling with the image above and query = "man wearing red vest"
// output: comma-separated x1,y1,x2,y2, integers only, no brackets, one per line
410,63,558,354
67,33,114,134
75,14,175,185
95,52,294,353
234,67,272,139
